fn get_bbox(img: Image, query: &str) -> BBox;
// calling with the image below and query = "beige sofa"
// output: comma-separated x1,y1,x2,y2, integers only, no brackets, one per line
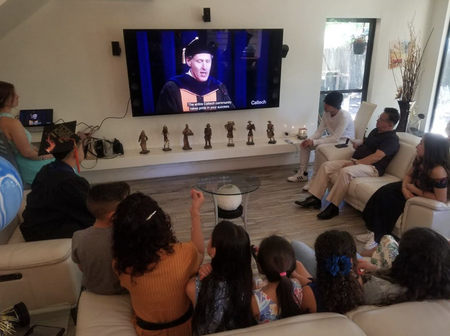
0,194,82,313
314,132,450,238
76,291,450,336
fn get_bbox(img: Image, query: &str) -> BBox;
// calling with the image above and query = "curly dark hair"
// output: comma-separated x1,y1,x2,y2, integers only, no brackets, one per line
112,192,177,280
412,133,450,198
193,221,254,334
257,235,302,319
314,230,363,314
375,227,450,305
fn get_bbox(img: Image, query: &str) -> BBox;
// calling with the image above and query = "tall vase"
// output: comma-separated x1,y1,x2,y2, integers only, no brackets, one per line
396,100,414,133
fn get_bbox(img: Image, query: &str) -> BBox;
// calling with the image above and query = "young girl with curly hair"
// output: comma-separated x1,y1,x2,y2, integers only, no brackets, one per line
112,190,205,336
186,221,254,335
293,230,364,314
359,227,450,305
251,235,303,323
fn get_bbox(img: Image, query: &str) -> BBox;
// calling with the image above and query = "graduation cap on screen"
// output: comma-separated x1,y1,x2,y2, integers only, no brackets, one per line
38,121,81,172
183,37,217,63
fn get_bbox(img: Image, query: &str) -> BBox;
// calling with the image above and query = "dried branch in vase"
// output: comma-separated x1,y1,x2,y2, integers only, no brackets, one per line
392,19,433,102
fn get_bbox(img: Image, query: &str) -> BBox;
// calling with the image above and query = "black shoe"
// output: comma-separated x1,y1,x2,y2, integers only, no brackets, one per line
295,196,321,209
317,203,339,220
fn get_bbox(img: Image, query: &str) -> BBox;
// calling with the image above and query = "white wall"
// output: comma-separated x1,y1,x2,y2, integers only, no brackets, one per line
0,0,445,154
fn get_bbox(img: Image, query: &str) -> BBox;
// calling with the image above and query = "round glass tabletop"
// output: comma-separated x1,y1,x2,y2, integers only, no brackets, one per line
197,172,261,195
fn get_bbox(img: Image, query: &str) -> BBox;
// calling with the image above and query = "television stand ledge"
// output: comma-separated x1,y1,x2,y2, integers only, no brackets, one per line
80,138,299,183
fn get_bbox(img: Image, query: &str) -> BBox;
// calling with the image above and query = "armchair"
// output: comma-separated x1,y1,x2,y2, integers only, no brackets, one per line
0,203,82,313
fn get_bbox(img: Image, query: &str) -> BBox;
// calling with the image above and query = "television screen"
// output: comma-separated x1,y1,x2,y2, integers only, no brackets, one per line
19,109,53,127
123,29,284,116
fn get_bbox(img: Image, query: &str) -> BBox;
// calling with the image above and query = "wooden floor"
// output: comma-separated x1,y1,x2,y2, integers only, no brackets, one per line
67,163,369,335
126,163,368,252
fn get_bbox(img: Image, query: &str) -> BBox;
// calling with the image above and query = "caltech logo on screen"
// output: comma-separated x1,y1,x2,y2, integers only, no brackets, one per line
251,100,267,106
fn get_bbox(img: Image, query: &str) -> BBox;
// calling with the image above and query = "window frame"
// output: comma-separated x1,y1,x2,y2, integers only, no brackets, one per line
320,18,376,102
429,22,450,132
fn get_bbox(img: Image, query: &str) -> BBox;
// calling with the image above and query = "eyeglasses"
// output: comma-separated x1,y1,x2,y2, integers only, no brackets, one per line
377,115,389,122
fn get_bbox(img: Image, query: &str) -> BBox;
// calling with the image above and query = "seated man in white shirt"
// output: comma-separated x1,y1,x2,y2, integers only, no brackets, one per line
288,91,355,191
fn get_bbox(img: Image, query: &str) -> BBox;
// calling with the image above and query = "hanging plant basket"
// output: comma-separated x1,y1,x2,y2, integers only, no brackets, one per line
353,42,367,55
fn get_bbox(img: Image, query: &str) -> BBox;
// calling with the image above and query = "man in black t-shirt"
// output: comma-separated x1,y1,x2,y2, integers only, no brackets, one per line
296,108,400,220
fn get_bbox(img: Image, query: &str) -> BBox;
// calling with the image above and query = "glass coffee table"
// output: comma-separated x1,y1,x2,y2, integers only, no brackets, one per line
197,172,261,231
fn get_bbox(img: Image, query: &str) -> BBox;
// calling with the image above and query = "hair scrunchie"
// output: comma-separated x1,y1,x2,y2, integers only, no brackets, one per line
325,255,352,277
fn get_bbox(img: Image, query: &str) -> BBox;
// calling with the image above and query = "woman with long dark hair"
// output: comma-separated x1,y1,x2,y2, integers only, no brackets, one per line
186,221,254,335
0,81,53,184
112,190,205,336
252,235,303,323
358,133,450,251
360,227,450,305
293,230,364,314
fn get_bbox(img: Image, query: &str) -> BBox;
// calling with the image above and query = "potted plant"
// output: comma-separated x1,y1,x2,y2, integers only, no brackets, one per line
352,35,367,55
393,19,433,132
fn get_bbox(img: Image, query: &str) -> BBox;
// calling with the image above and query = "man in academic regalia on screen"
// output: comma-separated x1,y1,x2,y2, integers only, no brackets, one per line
155,37,235,114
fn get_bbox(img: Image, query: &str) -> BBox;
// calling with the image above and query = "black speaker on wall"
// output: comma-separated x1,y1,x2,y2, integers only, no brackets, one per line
111,41,121,56
203,8,211,22
281,44,289,58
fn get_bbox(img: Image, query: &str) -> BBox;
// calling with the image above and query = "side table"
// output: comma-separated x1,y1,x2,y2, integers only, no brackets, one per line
197,172,260,231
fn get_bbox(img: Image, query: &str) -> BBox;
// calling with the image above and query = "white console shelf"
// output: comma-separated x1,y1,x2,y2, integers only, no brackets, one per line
80,137,299,183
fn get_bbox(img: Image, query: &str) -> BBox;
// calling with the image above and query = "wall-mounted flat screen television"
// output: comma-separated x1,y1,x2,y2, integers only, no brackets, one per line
123,29,284,116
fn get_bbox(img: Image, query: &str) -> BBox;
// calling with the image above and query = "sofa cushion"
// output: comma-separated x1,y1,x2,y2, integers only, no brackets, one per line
351,175,401,205
0,239,81,311
316,143,354,162
385,133,419,179
346,300,450,336
0,239,73,270
77,291,136,336
76,292,367,336
218,313,367,336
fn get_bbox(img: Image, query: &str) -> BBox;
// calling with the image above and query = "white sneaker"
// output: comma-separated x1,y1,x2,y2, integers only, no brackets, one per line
287,170,308,182
364,236,379,250
356,231,374,243
302,175,315,191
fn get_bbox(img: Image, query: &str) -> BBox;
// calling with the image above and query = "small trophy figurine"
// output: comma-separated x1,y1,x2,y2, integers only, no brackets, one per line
224,121,236,147
267,121,276,144
162,125,172,151
204,123,212,149
246,121,255,145
182,124,194,150
138,130,150,154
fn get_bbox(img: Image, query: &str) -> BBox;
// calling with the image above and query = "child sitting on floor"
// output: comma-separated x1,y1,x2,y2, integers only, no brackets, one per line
72,181,130,295
252,235,303,323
